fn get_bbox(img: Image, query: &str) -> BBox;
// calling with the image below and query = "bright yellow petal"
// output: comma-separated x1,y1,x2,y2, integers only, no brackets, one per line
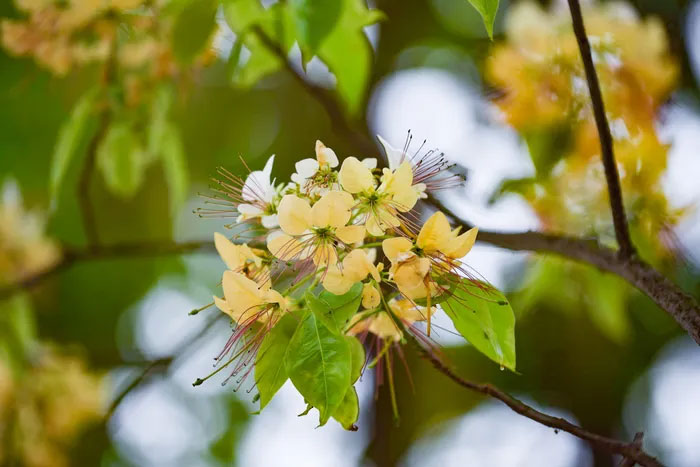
339,157,375,193
277,195,312,235
443,227,478,258
322,265,355,295
362,283,381,309
382,237,413,263
336,225,365,244
311,190,353,228
416,211,452,252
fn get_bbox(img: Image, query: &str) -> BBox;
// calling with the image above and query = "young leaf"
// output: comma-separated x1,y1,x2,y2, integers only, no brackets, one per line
442,280,516,370
465,0,499,39
49,88,99,209
317,0,383,115
332,386,359,430
319,282,363,326
289,0,342,60
172,0,218,64
285,312,352,425
160,123,189,215
255,313,300,409
97,122,146,198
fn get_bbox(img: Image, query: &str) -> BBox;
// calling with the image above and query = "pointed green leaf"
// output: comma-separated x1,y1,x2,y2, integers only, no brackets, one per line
49,88,99,209
172,0,218,64
582,268,630,343
332,386,359,430
97,122,146,198
285,312,352,425
465,0,499,39
346,335,365,384
255,313,300,409
443,280,516,370
289,0,342,59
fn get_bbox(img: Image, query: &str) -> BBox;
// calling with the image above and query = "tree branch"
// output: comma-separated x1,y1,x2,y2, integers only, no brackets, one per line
567,0,635,258
0,240,215,300
403,331,662,467
252,22,700,345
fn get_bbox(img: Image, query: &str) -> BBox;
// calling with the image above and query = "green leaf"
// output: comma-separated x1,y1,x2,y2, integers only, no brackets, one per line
285,312,352,425
289,0,342,60
488,177,536,205
97,121,146,198
172,0,218,64
160,123,189,214
255,313,300,409
332,386,359,430
319,282,363,327
443,280,516,370
346,335,365,384
465,0,499,39
582,268,630,343
49,88,99,210
317,0,383,115
523,126,571,178
147,85,174,161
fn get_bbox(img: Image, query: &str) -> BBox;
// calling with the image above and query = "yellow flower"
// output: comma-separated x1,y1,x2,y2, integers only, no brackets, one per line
267,191,365,268
322,249,380,295
362,283,381,309
290,140,340,188
338,157,418,236
214,270,287,325
382,212,478,300
348,298,434,341
214,232,269,287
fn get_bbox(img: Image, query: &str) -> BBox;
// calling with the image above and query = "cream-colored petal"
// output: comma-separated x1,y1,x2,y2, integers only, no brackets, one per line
377,134,404,170
362,283,381,309
322,265,355,295
312,242,338,268
213,295,235,320
390,184,419,212
339,157,375,193
261,214,279,229
311,190,353,228
267,232,310,261
382,237,413,263
214,232,246,270
365,215,386,236
362,157,377,169
347,310,373,335
277,194,312,235
390,298,433,323
416,211,452,252
336,225,365,244
222,270,264,321
295,158,319,179
393,256,431,299
368,312,402,341
443,226,478,258
315,140,339,168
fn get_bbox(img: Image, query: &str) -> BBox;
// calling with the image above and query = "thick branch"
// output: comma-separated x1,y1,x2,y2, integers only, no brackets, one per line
404,331,662,467
567,0,635,258
0,240,215,300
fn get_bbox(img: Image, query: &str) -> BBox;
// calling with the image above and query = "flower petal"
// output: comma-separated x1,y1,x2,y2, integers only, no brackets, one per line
315,140,339,167
295,158,319,179
362,157,377,169
368,312,401,341
238,203,263,216
311,190,353,228
277,194,312,235
336,225,365,244
312,242,338,268
444,226,478,258
322,265,355,295
222,270,264,322
382,237,413,263
416,211,452,252
362,283,381,309
267,232,310,261
339,157,375,193
261,214,279,229
214,232,246,270
377,134,405,170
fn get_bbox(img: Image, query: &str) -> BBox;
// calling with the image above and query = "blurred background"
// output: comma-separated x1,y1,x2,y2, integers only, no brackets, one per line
1,0,700,465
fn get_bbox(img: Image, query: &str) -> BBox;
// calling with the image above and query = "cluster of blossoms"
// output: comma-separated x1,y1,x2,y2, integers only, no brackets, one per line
0,181,60,287
196,136,494,425
2,0,215,106
0,344,104,467
487,0,681,257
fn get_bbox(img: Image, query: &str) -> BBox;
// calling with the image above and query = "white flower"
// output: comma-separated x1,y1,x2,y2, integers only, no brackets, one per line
238,154,279,228
377,134,405,170
290,140,339,185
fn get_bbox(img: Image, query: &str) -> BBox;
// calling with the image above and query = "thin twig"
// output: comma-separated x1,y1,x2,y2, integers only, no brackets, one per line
567,0,635,258
620,432,645,467
402,331,662,467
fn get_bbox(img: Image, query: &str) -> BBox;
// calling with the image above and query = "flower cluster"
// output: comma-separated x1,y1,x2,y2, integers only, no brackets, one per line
194,137,509,427
0,181,60,287
486,0,681,257
2,0,215,105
